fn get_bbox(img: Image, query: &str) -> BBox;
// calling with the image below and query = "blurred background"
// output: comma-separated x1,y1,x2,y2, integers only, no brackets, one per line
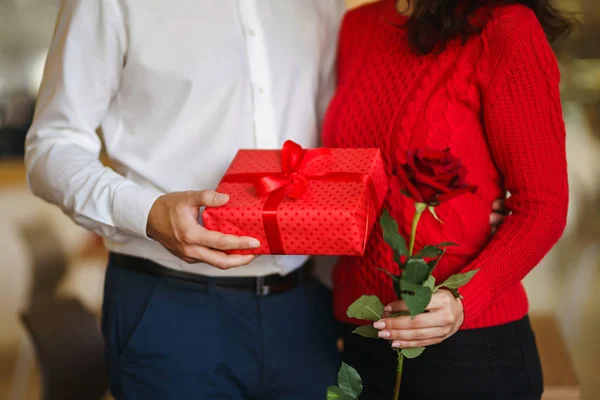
0,0,598,399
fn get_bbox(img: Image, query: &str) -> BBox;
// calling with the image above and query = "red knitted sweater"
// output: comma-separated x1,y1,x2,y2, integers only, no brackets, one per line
322,0,569,329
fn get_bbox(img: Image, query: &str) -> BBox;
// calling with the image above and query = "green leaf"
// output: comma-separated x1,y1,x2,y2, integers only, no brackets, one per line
427,247,447,274
380,210,408,257
434,270,478,291
427,260,437,273
346,295,384,321
374,268,402,299
414,245,444,259
400,280,432,317
393,278,403,300
414,242,457,260
402,259,430,285
428,206,444,224
393,252,404,267
327,386,355,400
423,275,435,291
401,347,426,359
352,325,381,339
433,242,458,247
338,362,363,399
375,269,403,301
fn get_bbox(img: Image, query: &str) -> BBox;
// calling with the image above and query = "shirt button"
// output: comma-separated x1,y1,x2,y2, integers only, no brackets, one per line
248,29,256,37
257,87,265,94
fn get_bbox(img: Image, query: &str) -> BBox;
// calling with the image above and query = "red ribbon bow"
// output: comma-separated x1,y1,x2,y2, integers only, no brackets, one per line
221,140,379,254
254,140,332,199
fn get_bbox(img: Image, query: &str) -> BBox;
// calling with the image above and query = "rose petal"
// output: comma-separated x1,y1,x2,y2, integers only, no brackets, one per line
396,165,424,203
413,171,453,194
418,148,446,162
418,184,441,204
414,157,436,176
407,156,441,183
401,148,477,205
437,185,478,204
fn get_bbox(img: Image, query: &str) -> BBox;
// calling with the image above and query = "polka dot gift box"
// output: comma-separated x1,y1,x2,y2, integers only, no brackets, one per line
202,141,388,255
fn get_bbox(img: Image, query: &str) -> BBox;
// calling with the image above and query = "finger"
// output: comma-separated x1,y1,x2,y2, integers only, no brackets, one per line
190,190,230,207
185,227,261,250
375,310,448,330
377,327,447,341
489,211,504,227
391,338,445,348
195,247,256,269
165,246,201,264
492,198,509,215
384,300,408,313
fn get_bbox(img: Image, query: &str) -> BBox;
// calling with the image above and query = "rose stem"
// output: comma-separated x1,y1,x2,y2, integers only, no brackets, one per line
399,203,425,398
393,350,404,400
408,203,427,256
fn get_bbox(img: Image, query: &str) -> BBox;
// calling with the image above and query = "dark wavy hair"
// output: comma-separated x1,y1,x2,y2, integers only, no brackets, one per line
401,0,574,54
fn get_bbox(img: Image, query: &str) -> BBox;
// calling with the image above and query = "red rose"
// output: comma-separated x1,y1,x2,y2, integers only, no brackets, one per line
397,148,477,206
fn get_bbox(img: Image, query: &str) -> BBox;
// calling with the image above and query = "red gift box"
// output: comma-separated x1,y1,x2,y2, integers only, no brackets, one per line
202,141,388,255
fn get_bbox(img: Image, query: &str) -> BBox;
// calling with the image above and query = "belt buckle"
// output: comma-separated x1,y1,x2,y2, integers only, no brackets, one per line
256,276,270,296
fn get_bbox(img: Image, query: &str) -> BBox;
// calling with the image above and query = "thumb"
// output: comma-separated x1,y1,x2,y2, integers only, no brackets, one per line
188,190,230,207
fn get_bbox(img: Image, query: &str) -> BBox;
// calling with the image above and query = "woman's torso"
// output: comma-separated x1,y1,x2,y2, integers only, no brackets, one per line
322,1,517,319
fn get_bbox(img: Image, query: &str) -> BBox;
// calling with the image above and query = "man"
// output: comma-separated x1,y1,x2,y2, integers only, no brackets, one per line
25,1,345,398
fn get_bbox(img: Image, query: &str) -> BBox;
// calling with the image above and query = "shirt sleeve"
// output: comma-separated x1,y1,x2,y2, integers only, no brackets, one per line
25,0,163,241
457,17,569,323
316,0,346,136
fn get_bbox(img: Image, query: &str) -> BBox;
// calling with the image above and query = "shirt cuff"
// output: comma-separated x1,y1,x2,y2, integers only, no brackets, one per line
457,266,493,325
113,183,163,239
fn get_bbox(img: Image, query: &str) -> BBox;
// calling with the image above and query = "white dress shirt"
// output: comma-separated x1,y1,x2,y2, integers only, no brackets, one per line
25,0,344,277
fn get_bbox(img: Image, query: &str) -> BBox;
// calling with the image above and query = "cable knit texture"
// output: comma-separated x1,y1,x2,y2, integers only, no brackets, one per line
322,0,569,329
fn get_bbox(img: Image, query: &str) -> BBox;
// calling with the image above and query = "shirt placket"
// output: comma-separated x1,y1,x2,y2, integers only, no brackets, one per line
237,0,279,149
236,2,288,274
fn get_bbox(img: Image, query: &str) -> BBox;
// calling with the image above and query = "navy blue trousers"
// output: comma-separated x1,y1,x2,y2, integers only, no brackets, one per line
101,261,341,399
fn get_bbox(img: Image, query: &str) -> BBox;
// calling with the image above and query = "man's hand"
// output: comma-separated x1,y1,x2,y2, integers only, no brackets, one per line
374,289,463,348
147,190,260,269
490,198,509,233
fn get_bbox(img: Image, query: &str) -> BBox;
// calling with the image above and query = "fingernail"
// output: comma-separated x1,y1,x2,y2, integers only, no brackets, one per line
373,321,385,329
392,342,401,348
249,239,261,248
384,305,392,312
216,193,229,203
378,331,390,339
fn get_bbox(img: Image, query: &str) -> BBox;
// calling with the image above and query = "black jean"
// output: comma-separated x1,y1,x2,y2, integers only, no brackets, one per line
341,316,543,400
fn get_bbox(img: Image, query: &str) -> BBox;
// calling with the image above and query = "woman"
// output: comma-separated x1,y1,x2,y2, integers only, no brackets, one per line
322,0,571,398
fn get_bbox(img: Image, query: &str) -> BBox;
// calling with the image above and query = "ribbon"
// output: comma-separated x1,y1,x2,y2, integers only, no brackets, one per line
255,140,332,199
221,140,379,254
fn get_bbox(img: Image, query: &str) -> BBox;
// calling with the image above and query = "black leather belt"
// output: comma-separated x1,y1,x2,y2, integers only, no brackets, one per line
110,253,313,296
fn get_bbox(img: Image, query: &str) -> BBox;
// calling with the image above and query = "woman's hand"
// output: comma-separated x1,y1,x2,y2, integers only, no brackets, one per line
373,289,463,348
491,198,509,233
